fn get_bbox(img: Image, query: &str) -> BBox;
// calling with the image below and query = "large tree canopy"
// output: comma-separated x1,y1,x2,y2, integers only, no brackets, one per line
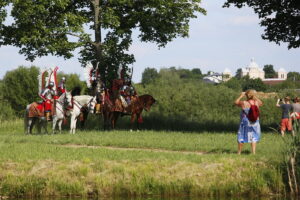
224,0,300,49
0,0,206,81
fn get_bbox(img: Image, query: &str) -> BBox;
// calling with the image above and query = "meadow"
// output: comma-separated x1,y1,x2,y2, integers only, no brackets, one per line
0,119,290,199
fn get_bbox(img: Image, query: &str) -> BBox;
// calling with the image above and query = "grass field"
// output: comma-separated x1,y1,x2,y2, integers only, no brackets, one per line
0,119,291,199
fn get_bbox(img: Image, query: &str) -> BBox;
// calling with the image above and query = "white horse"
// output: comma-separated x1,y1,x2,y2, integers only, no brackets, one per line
70,95,97,134
52,92,72,134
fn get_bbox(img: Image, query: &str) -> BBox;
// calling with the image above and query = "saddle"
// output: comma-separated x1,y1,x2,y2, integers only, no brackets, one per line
28,102,44,118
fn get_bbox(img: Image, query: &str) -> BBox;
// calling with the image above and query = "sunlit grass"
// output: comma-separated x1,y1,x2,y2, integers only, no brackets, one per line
0,119,288,198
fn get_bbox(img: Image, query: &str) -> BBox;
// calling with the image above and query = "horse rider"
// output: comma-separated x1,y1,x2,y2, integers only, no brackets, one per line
57,76,66,96
120,80,136,108
40,81,57,121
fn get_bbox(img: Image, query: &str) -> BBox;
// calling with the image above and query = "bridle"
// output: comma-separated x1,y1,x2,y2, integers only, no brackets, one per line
73,96,96,112
56,93,71,113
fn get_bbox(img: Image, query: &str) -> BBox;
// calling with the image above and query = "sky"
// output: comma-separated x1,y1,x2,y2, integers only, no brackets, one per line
0,0,299,83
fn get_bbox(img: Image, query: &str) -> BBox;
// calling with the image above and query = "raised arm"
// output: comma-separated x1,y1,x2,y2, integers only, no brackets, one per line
276,99,281,107
235,92,245,107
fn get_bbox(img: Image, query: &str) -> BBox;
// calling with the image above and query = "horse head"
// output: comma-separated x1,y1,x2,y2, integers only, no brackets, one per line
88,96,97,114
140,94,156,111
64,92,73,108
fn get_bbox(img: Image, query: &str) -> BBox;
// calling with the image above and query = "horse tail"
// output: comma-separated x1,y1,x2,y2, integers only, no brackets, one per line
138,115,143,123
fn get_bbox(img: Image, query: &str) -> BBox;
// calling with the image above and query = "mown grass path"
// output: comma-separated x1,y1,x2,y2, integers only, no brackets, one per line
0,120,289,198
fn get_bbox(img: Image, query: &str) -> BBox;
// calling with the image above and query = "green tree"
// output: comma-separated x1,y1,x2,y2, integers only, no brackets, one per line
235,68,242,79
2,66,40,115
224,0,300,49
242,78,267,92
287,72,300,81
0,80,15,120
223,77,242,91
191,68,202,75
263,64,276,78
141,67,159,85
57,73,86,92
0,0,206,81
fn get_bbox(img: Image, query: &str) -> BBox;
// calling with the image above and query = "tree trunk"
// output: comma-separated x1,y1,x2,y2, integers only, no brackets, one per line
92,0,102,67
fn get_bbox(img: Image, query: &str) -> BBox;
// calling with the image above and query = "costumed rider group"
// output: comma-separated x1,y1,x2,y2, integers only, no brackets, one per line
84,62,136,113
38,67,67,121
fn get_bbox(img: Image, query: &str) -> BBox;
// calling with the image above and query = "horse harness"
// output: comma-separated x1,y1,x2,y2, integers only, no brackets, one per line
72,96,95,112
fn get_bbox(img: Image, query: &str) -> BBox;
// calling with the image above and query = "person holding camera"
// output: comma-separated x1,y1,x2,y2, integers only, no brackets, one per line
291,97,300,129
276,96,294,136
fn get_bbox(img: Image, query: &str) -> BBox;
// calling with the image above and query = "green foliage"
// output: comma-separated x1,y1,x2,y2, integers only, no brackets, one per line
287,72,300,81
235,68,242,79
141,67,159,85
0,0,206,80
263,65,276,78
135,68,285,132
269,80,300,92
0,80,15,120
223,76,268,92
224,0,300,49
242,77,268,92
223,77,242,91
57,73,86,93
1,66,39,116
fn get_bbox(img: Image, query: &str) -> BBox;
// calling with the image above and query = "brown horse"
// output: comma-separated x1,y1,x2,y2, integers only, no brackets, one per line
106,94,156,130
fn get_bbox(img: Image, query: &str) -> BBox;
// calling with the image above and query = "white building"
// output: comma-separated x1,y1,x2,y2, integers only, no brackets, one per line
222,68,232,82
224,59,288,83
241,58,265,80
203,72,223,84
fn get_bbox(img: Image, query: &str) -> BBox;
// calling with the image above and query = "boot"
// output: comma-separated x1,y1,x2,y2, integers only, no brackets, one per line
95,104,101,114
45,112,51,121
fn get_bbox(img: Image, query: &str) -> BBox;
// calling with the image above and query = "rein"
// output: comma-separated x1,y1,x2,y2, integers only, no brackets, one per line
72,96,94,110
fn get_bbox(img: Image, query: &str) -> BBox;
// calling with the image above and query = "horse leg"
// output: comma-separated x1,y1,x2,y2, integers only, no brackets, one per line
34,118,41,134
111,112,120,129
28,118,33,134
130,113,136,132
70,115,77,134
103,113,108,130
58,119,63,134
43,119,48,134
52,116,57,134
136,113,143,131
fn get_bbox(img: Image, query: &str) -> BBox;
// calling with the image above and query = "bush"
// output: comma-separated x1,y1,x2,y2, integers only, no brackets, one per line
1,66,39,116
135,68,283,132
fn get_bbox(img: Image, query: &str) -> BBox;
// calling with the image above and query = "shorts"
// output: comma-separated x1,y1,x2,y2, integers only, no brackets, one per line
281,118,292,131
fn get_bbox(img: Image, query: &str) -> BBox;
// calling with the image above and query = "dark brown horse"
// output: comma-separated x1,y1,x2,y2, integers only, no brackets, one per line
104,94,156,130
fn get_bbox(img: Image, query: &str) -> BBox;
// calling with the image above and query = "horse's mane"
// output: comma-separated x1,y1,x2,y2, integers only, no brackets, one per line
57,92,65,102
73,95,94,105
71,86,81,96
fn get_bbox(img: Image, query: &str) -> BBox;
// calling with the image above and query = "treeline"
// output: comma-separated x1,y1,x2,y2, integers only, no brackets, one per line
223,76,300,93
136,67,299,132
1,65,299,132
0,66,86,120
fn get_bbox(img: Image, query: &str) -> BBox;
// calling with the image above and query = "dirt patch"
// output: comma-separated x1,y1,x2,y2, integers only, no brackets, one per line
257,92,278,99
59,144,206,155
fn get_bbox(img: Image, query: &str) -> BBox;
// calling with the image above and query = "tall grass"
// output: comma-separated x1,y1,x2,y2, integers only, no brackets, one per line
283,119,300,196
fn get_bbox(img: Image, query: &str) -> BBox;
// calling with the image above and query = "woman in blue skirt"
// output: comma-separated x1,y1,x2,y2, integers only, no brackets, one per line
235,89,263,154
